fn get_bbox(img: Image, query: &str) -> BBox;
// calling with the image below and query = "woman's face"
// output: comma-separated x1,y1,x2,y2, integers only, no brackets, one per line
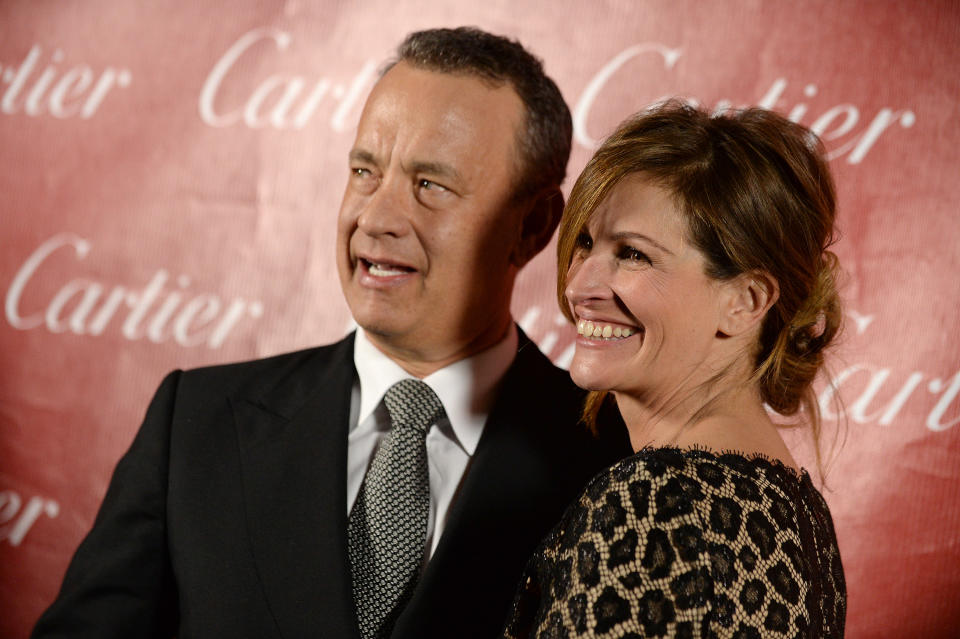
565,174,729,406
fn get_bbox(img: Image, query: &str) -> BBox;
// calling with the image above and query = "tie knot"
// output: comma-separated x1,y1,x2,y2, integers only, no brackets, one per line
382,379,445,436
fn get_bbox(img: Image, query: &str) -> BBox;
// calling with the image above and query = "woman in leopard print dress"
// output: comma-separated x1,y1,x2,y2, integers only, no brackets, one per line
503,102,846,638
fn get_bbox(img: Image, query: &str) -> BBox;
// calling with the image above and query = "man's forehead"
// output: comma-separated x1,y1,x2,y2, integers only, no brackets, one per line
377,60,511,94
366,63,520,123
352,62,524,166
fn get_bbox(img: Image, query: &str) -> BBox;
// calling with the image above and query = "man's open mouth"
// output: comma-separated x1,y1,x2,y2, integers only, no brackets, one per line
361,258,415,277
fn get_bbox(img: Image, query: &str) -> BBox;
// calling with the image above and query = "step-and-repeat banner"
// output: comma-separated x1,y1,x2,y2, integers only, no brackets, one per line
2,1,958,636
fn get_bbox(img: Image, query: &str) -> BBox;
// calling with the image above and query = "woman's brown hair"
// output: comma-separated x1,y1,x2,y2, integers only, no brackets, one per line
558,100,842,450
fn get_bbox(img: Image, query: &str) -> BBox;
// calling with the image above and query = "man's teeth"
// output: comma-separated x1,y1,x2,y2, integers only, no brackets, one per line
368,262,409,276
577,319,636,340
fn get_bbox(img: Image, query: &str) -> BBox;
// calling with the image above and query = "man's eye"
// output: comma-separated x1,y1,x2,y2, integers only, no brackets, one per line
352,167,372,178
418,179,447,192
618,245,650,263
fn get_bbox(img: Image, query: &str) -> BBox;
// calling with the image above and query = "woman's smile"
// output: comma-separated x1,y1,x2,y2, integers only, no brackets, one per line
575,318,639,340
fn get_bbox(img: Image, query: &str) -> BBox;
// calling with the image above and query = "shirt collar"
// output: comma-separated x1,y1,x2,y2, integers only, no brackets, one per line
352,326,518,455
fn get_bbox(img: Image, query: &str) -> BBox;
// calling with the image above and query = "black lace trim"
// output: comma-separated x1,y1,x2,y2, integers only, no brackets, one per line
628,444,809,482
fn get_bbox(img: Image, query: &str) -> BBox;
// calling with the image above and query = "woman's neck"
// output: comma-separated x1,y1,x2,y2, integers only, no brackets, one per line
615,383,800,472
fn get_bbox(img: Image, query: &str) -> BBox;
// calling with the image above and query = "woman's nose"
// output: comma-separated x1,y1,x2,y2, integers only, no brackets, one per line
565,253,613,305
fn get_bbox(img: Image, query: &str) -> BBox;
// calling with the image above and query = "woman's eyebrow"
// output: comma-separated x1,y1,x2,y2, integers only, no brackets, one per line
610,231,674,255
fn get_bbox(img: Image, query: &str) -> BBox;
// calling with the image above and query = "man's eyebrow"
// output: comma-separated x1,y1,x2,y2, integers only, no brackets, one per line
348,149,377,165
611,231,675,255
409,160,462,183
347,152,462,184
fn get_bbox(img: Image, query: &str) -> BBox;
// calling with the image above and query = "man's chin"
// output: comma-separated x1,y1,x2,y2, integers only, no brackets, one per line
344,285,407,326
350,308,419,345
353,315,406,339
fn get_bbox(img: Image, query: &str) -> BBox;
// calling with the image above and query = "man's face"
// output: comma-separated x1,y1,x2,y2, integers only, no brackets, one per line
337,62,528,373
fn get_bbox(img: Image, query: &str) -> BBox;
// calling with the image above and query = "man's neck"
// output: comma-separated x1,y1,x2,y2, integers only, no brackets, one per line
363,320,515,378
352,325,519,445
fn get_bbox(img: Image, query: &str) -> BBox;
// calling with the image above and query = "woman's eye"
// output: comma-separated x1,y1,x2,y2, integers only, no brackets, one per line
618,245,650,263
575,232,593,251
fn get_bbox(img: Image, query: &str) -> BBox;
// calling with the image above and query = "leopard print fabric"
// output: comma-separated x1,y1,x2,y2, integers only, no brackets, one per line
503,448,845,638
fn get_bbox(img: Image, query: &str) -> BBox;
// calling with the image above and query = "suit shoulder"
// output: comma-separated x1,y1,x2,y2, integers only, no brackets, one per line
508,339,582,408
176,334,355,401
510,332,579,393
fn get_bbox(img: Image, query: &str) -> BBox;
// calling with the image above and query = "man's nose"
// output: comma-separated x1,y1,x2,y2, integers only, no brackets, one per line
565,253,613,306
356,177,410,237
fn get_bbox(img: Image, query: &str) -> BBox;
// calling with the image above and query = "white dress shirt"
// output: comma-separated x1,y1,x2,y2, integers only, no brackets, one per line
347,326,518,557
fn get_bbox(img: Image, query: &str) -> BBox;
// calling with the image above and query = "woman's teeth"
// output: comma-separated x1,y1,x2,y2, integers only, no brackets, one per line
577,319,636,340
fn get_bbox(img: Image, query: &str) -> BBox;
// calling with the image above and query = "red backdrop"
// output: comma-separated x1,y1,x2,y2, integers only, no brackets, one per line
2,1,959,636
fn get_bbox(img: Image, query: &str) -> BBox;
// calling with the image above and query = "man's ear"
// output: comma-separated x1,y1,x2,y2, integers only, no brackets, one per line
717,270,780,337
510,188,564,267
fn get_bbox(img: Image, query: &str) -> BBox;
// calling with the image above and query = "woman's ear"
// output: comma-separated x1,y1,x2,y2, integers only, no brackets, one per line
511,188,564,267
717,270,780,337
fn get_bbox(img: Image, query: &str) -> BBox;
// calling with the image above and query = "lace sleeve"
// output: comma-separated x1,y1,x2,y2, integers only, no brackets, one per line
502,448,845,638
502,456,715,637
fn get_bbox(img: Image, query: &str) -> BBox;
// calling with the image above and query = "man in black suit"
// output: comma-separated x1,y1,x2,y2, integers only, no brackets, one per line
33,27,628,639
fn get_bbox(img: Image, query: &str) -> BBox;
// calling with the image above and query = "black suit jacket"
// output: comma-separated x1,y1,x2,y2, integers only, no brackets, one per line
33,331,629,638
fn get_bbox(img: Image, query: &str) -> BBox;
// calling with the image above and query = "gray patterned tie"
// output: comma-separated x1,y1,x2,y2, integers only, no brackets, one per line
348,379,445,639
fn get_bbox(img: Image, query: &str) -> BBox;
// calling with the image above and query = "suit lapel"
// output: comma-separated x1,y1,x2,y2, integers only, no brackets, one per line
392,331,582,639
393,330,630,639
232,335,361,639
